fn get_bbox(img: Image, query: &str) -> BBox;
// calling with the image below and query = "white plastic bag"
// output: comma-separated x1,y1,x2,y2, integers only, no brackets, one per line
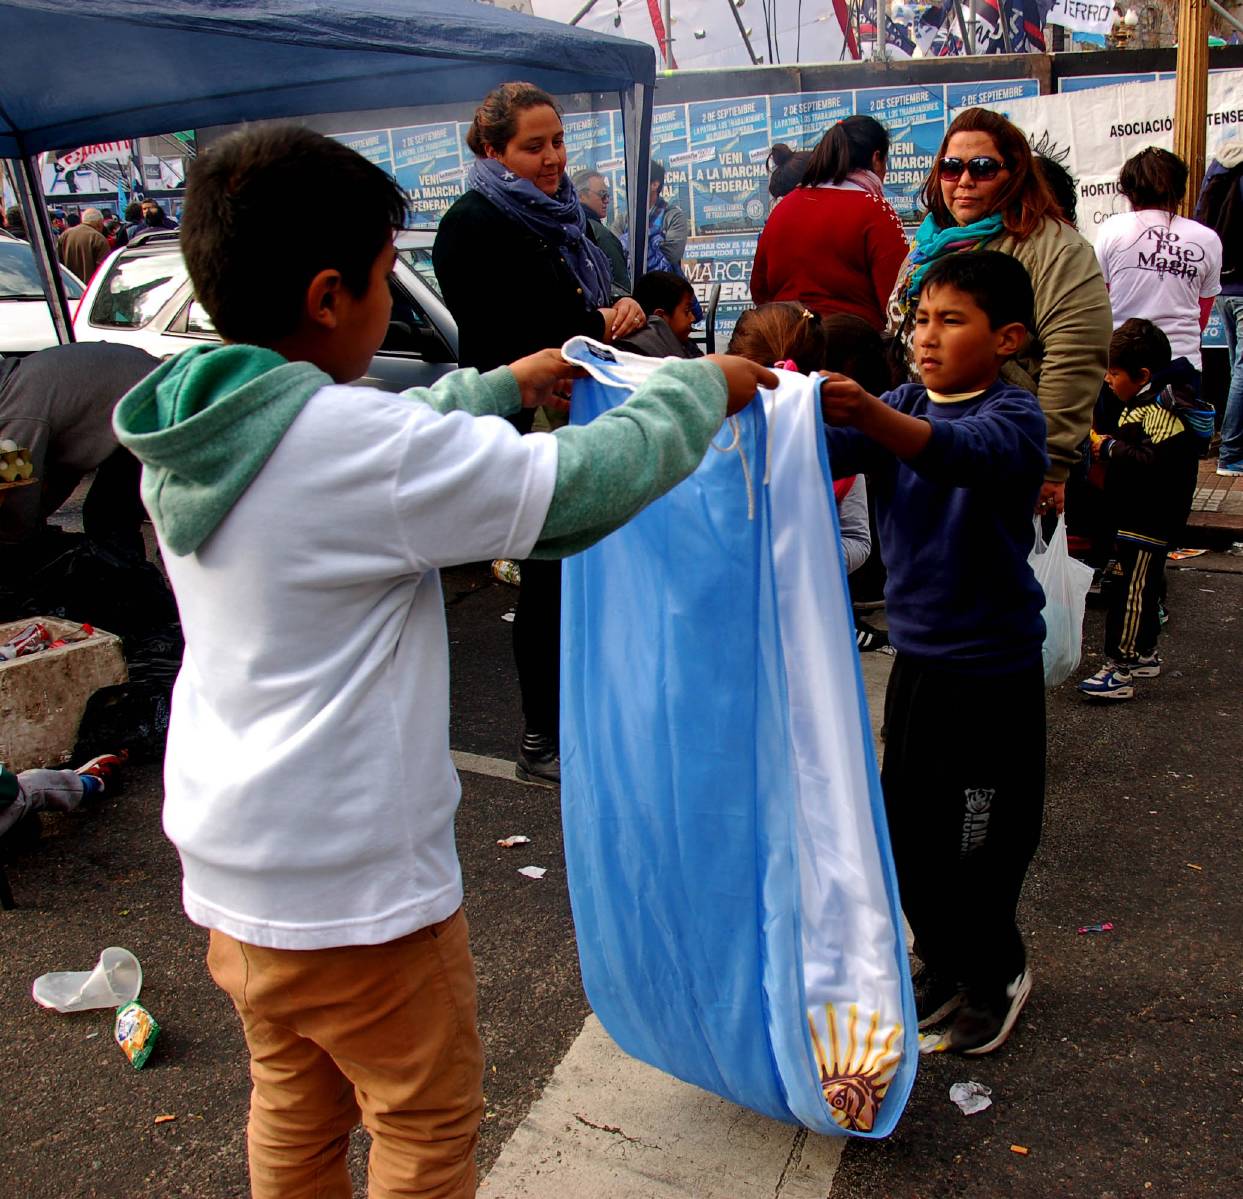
1028,515,1094,688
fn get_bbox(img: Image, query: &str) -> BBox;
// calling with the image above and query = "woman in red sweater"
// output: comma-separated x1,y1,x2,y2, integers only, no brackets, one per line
751,116,908,331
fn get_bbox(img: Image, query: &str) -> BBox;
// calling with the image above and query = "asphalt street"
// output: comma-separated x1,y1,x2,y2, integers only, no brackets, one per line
0,555,1240,1198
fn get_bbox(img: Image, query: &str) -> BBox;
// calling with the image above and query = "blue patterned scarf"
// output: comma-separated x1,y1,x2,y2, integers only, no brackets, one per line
468,158,613,309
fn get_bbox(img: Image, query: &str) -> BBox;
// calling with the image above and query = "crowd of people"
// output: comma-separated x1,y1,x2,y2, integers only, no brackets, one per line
0,76,1236,1198
1,196,178,282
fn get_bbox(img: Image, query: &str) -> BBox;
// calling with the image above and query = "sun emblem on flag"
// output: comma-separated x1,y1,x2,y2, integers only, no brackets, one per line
809,1003,902,1133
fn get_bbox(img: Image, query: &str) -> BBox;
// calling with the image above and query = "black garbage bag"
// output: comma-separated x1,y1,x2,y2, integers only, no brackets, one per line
73,620,184,765
0,531,184,765
0,532,179,646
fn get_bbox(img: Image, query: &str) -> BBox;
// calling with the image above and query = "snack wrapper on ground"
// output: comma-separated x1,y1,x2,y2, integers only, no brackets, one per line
114,1001,160,1069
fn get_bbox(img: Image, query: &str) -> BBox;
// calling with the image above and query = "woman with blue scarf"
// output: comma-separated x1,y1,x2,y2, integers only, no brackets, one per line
434,82,648,788
886,108,1111,518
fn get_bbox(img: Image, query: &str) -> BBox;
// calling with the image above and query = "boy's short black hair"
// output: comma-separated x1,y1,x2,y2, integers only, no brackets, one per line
181,125,408,345
1109,317,1171,377
918,251,1035,333
633,270,693,316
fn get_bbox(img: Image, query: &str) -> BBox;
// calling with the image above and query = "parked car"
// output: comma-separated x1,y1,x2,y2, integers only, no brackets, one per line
73,230,459,391
0,230,86,357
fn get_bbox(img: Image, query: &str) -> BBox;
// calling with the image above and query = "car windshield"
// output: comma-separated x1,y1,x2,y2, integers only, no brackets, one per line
397,246,442,301
89,248,183,328
0,241,85,300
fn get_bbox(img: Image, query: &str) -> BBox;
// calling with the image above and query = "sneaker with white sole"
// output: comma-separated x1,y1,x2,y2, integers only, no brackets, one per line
1078,663,1134,700
1132,653,1162,678
1216,464,1243,477
911,963,965,1029
946,969,1032,1056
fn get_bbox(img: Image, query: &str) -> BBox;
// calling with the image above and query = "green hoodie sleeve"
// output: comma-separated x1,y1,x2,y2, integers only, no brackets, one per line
531,359,728,560
405,366,521,417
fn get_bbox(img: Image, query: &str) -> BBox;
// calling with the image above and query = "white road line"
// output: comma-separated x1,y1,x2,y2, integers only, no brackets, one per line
480,1016,845,1199
451,750,519,781
479,652,895,1197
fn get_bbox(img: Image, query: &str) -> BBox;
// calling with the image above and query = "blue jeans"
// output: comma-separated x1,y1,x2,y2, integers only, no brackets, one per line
1218,294,1243,468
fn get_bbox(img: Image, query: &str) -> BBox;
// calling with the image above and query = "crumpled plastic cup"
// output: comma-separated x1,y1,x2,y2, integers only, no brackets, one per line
32,947,142,1013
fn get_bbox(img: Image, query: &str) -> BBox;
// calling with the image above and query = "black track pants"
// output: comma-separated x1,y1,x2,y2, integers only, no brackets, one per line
881,653,1046,992
1104,538,1167,664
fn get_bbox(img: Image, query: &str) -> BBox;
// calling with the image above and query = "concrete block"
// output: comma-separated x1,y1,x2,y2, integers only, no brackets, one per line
0,618,127,772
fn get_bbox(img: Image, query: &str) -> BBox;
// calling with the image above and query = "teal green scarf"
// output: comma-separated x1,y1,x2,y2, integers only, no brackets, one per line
896,212,1005,316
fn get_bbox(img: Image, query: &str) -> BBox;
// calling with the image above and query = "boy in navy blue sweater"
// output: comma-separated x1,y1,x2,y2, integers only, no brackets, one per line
821,251,1048,1055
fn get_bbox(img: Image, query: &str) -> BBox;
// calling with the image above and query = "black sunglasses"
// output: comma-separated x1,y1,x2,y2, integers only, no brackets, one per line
939,155,1008,182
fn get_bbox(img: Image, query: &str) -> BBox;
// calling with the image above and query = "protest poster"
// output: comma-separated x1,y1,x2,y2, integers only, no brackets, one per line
857,84,945,221
946,78,1040,121
392,122,466,226
563,110,616,172
653,103,694,220
1057,72,1157,93
768,90,854,147
687,96,772,235
682,232,760,343
333,129,394,172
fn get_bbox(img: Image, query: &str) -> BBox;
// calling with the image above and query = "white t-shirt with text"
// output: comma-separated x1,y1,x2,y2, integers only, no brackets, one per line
1094,210,1222,369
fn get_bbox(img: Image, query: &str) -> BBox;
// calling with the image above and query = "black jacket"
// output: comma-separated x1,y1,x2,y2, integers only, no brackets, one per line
433,190,607,382
615,315,701,360
585,213,631,297
1101,359,1209,546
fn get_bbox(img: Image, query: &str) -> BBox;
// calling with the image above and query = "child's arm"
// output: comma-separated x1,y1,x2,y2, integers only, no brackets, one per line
1094,427,1157,469
821,375,1047,488
836,476,872,575
821,375,931,459
530,356,775,559
409,350,580,419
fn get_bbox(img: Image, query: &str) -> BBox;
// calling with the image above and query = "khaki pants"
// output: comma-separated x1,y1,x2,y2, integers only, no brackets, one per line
207,908,484,1199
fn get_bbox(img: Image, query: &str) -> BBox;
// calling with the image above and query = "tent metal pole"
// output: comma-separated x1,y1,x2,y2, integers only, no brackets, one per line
662,0,674,67
621,82,653,278
568,0,602,25
998,0,1013,53
11,154,74,345
1210,0,1243,37
951,0,974,54
727,0,762,64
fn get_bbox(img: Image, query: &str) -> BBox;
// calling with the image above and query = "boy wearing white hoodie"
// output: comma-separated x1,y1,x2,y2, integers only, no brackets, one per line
113,125,772,1199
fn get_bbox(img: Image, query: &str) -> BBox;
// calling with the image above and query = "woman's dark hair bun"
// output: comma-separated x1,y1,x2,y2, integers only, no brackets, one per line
768,143,796,169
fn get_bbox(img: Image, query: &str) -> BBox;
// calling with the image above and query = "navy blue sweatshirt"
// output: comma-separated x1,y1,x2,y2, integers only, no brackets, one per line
825,381,1049,675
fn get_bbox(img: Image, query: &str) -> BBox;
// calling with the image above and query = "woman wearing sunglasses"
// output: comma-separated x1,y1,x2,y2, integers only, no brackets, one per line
889,108,1111,516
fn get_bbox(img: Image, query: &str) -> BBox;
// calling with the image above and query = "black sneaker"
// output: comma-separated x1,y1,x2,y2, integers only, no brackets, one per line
516,733,560,787
912,963,965,1029
946,970,1032,1055
855,620,891,653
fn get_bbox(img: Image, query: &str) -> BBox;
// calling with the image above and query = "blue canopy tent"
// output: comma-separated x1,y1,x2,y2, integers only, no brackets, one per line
0,0,656,342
